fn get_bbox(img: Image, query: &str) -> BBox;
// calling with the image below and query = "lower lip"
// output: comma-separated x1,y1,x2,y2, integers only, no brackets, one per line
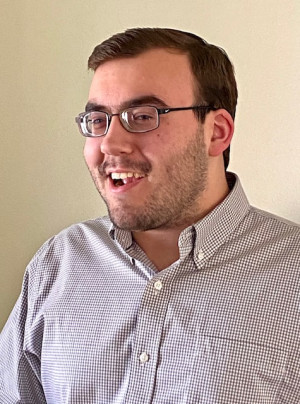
108,176,145,193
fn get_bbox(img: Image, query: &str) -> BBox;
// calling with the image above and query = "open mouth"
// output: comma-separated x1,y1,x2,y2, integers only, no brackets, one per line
110,172,145,187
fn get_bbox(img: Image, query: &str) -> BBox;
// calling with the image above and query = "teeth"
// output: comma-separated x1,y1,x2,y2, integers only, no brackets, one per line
111,172,144,180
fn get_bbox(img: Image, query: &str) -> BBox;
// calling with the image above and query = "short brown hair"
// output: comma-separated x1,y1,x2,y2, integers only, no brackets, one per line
88,28,238,169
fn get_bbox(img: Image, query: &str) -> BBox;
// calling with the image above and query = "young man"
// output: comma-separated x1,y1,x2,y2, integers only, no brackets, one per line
1,28,299,403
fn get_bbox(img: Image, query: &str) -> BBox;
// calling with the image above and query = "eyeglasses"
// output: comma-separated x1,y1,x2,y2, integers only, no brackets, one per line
75,105,216,137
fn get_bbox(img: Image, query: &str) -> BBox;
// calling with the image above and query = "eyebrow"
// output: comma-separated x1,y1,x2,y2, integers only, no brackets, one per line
85,95,168,112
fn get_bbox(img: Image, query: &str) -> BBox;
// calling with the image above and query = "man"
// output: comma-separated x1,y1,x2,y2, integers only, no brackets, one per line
0,27,299,403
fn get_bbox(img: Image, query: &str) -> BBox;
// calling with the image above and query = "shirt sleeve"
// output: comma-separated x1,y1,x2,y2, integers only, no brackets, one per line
0,254,47,403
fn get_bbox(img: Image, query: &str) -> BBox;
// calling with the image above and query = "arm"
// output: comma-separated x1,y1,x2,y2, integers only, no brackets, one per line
0,262,47,403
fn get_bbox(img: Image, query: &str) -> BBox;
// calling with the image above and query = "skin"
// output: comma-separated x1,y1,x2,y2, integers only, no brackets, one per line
84,48,234,270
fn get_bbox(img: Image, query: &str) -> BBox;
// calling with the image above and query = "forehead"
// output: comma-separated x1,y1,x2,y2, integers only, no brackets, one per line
88,48,196,108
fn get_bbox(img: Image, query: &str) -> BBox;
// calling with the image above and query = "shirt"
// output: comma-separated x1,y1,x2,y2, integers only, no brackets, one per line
0,173,300,404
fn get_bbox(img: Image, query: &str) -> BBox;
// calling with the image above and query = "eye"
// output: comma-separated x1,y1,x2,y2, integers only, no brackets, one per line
92,118,105,125
134,113,153,121
130,107,157,123
86,112,107,133
121,107,158,132
89,118,106,130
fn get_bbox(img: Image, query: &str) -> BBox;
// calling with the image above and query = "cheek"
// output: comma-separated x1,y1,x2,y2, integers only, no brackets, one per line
83,138,104,167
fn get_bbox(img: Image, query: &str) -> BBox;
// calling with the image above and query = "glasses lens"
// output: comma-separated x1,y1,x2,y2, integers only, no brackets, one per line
121,106,158,133
86,111,108,136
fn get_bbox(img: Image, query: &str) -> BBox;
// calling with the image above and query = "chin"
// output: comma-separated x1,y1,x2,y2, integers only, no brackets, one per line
107,209,151,231
109,214,142,231
108,206,173,232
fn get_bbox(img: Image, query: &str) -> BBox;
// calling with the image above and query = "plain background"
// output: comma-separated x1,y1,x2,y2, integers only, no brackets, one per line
0,0,299,330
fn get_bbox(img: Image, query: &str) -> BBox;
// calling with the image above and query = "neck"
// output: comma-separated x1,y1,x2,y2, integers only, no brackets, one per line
133,227,183,271
133,170,230,271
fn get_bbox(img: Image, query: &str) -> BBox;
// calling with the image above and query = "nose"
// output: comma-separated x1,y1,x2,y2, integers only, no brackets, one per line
100,115,135,156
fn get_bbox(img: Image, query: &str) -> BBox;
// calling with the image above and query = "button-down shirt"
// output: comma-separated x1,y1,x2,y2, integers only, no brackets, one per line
1,173,300,403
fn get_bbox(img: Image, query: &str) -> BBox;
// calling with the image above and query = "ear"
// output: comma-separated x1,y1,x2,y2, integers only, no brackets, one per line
208,109,234,157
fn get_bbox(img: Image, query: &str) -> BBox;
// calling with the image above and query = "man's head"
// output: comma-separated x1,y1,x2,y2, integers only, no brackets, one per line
81,28,236,231
88,27,238,169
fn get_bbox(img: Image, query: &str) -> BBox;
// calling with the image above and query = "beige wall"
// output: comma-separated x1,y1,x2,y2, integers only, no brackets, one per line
1,0,299,330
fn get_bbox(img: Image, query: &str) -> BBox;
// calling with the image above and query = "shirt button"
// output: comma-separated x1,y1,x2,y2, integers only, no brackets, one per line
154,280,163,291
139,352,149,364
198,250,205,260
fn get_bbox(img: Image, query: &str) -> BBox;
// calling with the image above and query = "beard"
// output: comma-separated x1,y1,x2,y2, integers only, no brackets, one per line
89,127,208,231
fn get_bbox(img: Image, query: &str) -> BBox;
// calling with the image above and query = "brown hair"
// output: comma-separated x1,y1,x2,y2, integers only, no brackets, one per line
88,28,238,169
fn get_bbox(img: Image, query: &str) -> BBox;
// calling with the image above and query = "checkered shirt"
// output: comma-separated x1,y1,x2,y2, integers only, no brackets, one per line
1,173,300,403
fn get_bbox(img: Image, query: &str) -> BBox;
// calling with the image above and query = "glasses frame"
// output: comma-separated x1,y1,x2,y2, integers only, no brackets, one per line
75,105,217,137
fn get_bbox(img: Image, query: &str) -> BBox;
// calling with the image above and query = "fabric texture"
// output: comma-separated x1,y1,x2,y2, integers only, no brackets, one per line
0,173,299,404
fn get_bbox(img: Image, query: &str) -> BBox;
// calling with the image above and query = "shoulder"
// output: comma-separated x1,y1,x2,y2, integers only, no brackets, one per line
23,216,128,318
34,216,113,258
247,206,300,238
26,216,117,285
233,206,300,263
55,215,113,243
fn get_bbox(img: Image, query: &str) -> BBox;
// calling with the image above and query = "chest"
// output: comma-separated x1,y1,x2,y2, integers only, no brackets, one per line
39,265,299,403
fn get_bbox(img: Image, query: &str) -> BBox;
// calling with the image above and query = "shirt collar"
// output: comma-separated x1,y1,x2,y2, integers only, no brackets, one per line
190,172,250,267
109,172,250,267
109,224,133,251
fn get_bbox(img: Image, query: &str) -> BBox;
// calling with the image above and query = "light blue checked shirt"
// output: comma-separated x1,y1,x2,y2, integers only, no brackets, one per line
1,173,300,403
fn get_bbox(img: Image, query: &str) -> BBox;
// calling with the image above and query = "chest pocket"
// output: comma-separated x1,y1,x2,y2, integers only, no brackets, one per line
186,336,287,404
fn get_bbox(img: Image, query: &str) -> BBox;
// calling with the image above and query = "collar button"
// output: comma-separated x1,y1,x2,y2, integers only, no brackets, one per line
197,250,205,260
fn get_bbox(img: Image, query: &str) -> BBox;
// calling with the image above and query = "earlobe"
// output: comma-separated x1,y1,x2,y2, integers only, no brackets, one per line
208,109,234,157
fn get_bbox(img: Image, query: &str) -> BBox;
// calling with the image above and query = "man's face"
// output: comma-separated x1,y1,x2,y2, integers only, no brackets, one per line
84,48,209,231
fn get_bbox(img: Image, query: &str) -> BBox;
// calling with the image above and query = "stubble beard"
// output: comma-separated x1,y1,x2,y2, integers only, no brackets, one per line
90,128,208,232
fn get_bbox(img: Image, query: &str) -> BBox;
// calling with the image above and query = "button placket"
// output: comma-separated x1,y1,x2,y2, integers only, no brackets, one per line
125,272,175,404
